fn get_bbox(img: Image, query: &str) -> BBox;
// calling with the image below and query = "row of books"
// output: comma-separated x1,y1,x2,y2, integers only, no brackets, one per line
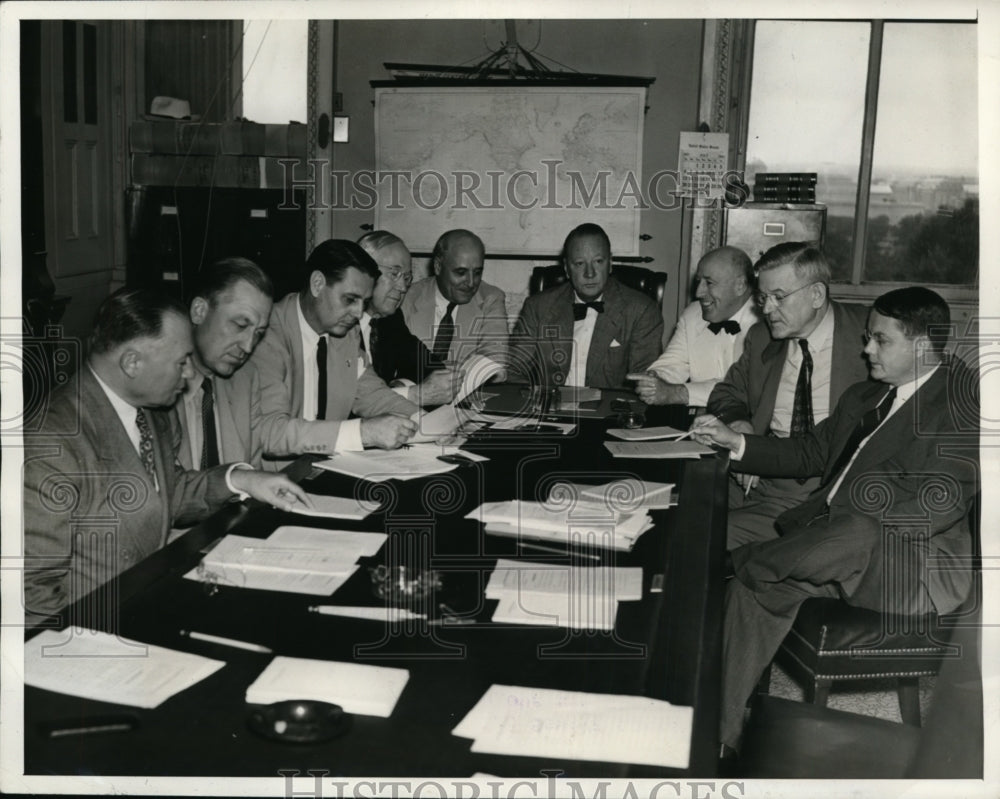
753,171,818,204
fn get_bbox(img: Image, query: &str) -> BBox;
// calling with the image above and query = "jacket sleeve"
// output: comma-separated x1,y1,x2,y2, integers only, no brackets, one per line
625,296,665,375
161,409,236,527
351,367,419,419
473,287,510,366
507,295,541,384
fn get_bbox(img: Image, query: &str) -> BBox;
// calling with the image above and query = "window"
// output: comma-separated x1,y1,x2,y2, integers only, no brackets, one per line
744,20,978,298
241,20,308,124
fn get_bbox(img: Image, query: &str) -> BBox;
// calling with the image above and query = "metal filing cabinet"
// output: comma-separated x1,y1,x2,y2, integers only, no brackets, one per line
724,203,827,263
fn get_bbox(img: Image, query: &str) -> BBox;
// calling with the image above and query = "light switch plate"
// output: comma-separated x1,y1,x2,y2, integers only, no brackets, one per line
333,115,349,143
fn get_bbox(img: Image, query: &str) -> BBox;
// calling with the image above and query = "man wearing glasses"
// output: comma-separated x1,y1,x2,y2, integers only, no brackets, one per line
706,241,869,549
357,231,460,407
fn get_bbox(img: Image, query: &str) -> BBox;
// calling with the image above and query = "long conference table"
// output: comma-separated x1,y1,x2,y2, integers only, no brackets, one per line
23,387,729,780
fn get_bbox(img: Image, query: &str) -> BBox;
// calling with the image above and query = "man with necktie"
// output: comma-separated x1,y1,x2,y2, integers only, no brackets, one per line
22,288,310,626
692,287,978,753
399,229,508,371
252,239,418,464
509,223,663,389
171,257,273,471
356,231,460,407
631,246,759,407
706,242,869,549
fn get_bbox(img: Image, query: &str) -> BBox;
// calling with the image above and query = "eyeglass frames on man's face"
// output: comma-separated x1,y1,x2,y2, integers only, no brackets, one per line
753,281,817,308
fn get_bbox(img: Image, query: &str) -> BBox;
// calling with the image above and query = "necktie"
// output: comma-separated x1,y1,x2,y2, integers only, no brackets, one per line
827,386,898,485
789,339,814,437
432,302,456,361
135,408,159,492
316,335,328,421
572,301,605,321
368,320,379,368
200,379,220,469
707,319,741,335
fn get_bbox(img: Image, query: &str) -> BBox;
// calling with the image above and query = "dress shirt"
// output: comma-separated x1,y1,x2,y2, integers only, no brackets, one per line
180,371,222,469
769,303,834,437
648,298,759,407
296,297,363,451
565,293,602,387
825,365,939,503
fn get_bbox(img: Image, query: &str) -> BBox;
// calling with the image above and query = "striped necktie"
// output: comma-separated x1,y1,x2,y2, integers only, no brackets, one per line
135,408,159,492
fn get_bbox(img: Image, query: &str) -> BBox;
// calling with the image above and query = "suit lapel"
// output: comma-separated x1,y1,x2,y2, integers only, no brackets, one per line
587,280,623,385
756,338,788,434
216,375,249,464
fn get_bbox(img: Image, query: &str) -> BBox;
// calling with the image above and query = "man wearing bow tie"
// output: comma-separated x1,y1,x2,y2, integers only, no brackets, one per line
632,246,759,406
509,223,663,389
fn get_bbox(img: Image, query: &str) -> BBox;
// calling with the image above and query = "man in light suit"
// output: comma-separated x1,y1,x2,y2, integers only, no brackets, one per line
693,287,978,752
357,230,459,407
172,257,272,470
509,223,663,389
22,288,309,626
706,241,869,548
400,229,508,370
253,239,418,464
632,246,759,407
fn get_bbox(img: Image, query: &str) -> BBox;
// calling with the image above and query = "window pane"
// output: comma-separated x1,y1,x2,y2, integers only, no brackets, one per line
864,23,978,286
62,21,77,123
241,20,308,124
745,21,870,279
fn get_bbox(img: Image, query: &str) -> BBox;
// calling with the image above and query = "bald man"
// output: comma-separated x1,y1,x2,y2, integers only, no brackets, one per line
632,246,759,406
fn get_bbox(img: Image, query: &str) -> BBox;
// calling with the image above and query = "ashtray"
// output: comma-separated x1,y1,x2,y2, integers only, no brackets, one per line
369,565,442,608
247,700,352,744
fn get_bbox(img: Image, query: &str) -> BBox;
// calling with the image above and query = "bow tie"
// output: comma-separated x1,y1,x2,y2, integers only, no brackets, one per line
707,319,741,335
573,301,605,321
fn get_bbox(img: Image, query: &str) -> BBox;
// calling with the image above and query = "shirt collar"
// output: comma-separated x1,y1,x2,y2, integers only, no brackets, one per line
89,364,138,424
802,302,835,350
296,293,323,349
732,296,759,326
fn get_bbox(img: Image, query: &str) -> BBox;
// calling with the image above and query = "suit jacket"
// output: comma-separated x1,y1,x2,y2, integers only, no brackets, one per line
23,368,234,625
170,362,264,470
707,300,870,434
508,276,664,389
252,292,417,464
737,363,978,614
400,276,508,364
369,309,444,384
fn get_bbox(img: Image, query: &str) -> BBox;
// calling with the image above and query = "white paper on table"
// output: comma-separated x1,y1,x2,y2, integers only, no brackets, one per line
606,425,688,441
488,417,577,434
483,523,641,552
604,440,714,459
201,535,360,575
184,564,358,596
288,492,375,520
314,448,459,481
267,526,387,558
24,629,225,709
491,591,618,630
486,559,642,602
551,479,676,510
410,403,461,443
245,656,409,718
453,355,505,404
468,500,648,538
453,684,693,769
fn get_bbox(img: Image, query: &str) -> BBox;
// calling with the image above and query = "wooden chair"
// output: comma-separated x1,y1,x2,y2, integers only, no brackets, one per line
529,263,667,308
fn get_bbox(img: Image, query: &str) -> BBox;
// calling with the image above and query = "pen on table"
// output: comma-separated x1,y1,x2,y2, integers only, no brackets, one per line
180,629,273,654
517,540,601,561
42,715,138,738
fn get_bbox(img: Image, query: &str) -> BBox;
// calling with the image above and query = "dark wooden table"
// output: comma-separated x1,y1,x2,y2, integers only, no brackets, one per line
23,390,728,779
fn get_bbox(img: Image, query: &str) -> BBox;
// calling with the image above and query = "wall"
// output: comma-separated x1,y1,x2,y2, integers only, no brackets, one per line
332,19,704,335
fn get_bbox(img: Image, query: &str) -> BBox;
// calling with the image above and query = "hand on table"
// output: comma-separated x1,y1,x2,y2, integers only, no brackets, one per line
361,414,418,449
229,470,313,512
627,372,689,406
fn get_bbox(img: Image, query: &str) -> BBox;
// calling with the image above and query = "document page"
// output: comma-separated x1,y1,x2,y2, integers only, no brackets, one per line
288,493,375,520
604,440,714,459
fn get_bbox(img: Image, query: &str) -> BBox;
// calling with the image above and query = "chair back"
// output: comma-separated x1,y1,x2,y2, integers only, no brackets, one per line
529,263,667,308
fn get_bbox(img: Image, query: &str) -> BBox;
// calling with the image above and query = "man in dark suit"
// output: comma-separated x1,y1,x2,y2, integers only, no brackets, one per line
707,241,870,548
509,223,663,389
172,257,273,470
356,231,459,407
252,239,419,464
693,287,978,751
22,288,309,626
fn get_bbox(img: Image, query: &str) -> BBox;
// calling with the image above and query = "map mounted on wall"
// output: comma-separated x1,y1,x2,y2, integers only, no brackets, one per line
373,86,646,257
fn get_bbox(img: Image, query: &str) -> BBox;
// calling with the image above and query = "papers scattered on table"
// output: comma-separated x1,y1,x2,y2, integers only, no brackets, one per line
606,425,689,441
453,684,693,769
487,417,577,435
410,403,462,443
288,492,376,520
454,355,505,404
605,440,714,459
246,656,409,718
315,447,459,481
186,527,386,596
467,500,653,551
486,559,642,630
550,479,676,510
25,629,225,709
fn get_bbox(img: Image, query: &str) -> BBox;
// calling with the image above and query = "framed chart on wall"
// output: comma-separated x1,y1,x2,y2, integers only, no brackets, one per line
373,85,646,257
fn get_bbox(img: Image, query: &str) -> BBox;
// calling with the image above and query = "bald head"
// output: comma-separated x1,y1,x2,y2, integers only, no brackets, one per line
693,246,754,323
432,229,485,305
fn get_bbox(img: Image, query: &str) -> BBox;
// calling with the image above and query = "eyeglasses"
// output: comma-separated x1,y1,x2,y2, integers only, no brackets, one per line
383,268,413,287
753,281,817,308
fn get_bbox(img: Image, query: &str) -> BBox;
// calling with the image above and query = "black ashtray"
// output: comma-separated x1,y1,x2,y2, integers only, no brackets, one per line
247,700,352,744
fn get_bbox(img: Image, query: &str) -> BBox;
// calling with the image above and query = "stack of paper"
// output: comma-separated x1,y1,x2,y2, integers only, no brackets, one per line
467,500,653,551
486,559,642,630
246,656,409,718
25,629,225,709
550,479,676,510
605,440,714,459
453,684,693,768
606,425,688,441
187,527,386,596
315,448,459,482
288,492,376,520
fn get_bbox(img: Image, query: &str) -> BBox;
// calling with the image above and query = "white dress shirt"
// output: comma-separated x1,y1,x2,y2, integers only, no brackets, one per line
565,293,603,388
648,297,760,407
770,303,835,437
